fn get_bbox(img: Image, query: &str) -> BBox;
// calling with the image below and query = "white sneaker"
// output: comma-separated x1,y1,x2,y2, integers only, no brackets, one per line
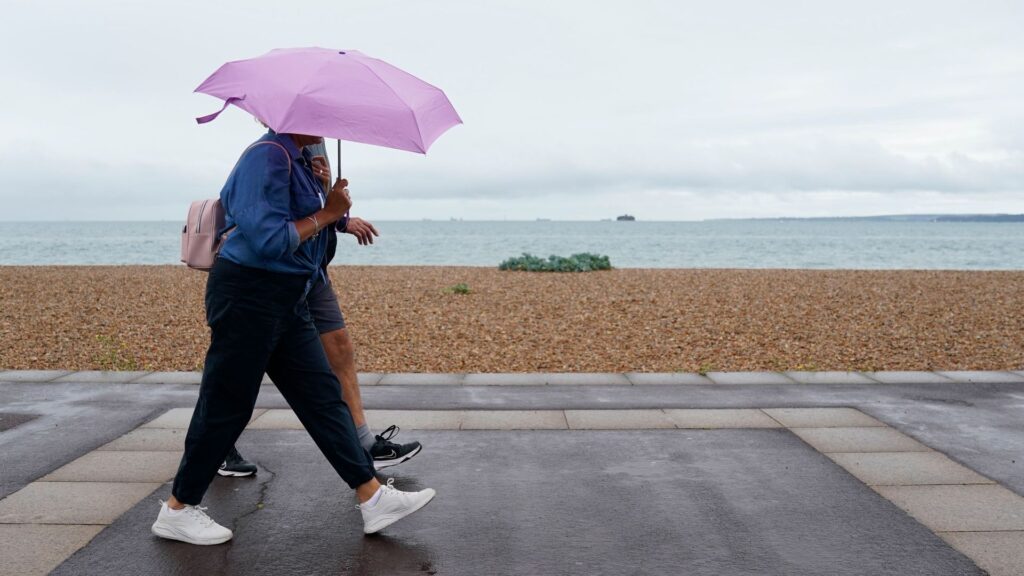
151,501,233,545
358,478,436,534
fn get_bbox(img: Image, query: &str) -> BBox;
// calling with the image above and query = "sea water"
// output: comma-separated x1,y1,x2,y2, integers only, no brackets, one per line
0,220,1021,269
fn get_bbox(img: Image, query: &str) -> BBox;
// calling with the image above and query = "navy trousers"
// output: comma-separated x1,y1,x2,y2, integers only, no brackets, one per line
171,258,375,505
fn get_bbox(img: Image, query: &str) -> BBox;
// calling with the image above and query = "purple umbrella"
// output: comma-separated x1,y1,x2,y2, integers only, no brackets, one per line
195,47,462,160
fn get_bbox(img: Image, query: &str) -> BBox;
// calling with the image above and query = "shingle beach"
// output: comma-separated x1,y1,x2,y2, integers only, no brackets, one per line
1,266,1021,372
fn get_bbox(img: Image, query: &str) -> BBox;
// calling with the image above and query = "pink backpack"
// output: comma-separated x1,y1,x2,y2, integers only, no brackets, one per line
181,141,291,270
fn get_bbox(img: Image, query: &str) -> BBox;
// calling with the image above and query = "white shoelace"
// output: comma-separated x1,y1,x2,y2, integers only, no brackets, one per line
183,505,215,526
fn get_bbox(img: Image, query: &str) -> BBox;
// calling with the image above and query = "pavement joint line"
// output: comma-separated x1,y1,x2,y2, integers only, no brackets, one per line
6,406,1020,574
860,373,884,384
759,408,787,428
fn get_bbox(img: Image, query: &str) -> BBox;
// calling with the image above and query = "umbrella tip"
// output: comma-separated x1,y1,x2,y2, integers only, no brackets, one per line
338,51,346,55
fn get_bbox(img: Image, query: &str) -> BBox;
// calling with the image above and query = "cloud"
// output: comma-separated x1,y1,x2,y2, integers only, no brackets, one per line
3,131,1020,223
1,0,1022,220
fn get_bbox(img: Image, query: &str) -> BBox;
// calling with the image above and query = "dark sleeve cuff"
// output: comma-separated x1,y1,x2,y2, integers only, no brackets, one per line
287,222,300,252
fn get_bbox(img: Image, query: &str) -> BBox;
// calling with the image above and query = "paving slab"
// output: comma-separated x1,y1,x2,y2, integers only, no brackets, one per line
936,371,1024,384
460,410,567,430
763,407,885,428
706,371,796,385
876,485,1024,532
248,409,303,430
867,371,955,384
365,409,464,430
565,409,675,429
379,373,466,385
939,531,1024,576
0,482,160,525
0,524,104,576
142,408,266,429
625,372,714,385
132,371,203,385
664,409,781,428
827,452,994,486
0,370,70,382
98,428,187,451
41,451,182,483
784,371,878,385
792,427,931,453
52,371,150,384
140,408,196,429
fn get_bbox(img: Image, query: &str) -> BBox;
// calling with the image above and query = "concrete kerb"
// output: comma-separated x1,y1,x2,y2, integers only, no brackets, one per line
378,373,466,386
707,372,798,385
935,371,1024,384
131,371,202,385
2,370,1024,386
625,372,714,385
867,371,957,384
0,370,72,383
784,371,879,385
51,371,151,384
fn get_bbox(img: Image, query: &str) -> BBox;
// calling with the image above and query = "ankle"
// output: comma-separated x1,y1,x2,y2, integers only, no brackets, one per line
167,496,187,510
356,479,381,503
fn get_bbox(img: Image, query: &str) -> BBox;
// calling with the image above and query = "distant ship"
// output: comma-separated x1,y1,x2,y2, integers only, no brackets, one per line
616,214,636,221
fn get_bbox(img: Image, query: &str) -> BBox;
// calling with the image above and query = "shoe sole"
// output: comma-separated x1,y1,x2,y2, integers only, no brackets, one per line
217,469,256,477
363,488,436,535
151,522,233,545
373,444,422,470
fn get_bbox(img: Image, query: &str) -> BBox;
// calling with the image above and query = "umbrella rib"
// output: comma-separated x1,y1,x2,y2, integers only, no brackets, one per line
283,58,336,131
348,57,425,152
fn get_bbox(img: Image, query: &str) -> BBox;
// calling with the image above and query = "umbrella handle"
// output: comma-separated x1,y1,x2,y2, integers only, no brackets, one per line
336,139,342,179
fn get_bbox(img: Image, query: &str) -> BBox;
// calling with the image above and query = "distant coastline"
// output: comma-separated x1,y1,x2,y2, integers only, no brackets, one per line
3,213,1024,224
2,219,1023,268
705,213,1024,223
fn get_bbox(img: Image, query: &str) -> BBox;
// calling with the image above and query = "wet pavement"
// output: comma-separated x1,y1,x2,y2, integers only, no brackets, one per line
1,371,1022,575
53,430,981,576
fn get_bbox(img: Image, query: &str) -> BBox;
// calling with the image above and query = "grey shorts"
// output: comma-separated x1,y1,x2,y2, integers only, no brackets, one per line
306,274,346,334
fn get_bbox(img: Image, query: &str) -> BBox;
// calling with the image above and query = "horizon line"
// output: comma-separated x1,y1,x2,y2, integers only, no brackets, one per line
2,212,1024,224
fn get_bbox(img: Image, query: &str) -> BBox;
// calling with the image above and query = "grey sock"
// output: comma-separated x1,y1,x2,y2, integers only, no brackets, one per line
357,424,375,451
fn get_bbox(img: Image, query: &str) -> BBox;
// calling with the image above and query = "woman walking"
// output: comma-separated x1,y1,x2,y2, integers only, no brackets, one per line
151,129,434,545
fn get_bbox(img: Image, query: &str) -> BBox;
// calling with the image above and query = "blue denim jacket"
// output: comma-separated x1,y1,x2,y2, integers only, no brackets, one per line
218,131,327,278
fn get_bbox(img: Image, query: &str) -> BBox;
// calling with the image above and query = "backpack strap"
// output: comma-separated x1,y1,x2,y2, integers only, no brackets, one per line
220,139,294,239
239,140,292,176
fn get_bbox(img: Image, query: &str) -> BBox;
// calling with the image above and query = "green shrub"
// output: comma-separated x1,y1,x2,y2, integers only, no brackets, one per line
444,283,471,294
498,253,612,272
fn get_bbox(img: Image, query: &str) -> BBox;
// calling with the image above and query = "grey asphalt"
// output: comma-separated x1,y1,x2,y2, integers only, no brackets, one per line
2,374,1023,574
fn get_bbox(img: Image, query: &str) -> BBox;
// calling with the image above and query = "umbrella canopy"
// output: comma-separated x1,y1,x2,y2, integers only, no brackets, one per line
195,47,461,154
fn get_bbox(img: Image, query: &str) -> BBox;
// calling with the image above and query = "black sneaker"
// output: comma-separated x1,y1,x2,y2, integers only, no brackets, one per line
370,425,422,470
217,446,257,477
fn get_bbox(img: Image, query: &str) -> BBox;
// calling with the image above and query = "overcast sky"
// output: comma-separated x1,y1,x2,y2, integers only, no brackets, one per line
1,0,1021,221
